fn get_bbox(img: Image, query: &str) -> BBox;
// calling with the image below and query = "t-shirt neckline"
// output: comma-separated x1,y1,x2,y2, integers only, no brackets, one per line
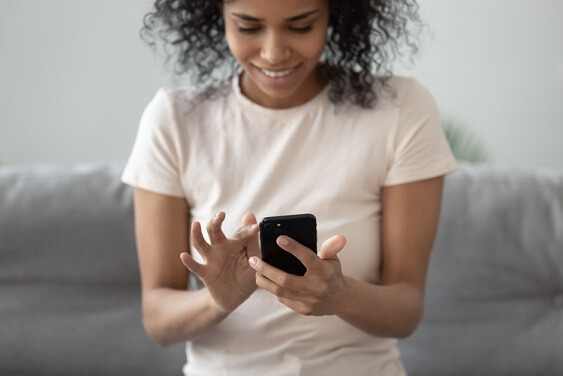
231,71,330,119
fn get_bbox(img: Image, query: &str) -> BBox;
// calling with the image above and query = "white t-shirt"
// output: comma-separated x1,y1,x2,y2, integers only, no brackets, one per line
122,74,458,376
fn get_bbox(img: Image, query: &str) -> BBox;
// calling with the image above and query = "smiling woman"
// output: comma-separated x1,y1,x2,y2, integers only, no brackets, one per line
123,0,458,375
142,0,422,108
223,2,329,108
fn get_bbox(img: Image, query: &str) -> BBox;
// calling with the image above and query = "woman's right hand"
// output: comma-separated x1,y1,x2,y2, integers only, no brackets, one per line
180,212,260,314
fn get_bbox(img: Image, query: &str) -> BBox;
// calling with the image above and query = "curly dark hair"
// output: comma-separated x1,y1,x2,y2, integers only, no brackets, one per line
142,0,422,108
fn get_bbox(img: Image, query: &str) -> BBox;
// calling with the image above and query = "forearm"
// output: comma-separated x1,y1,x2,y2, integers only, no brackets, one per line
142,287,227,347
337,277,424,339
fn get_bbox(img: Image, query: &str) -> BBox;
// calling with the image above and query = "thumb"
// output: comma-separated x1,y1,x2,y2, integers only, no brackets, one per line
241,212,258,227
242,212,260,258
318,235,346,260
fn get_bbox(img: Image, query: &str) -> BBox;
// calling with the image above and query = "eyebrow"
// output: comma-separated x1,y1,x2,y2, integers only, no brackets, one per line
231,10,319,22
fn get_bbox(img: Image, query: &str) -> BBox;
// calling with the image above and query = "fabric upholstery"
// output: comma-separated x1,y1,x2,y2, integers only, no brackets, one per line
0,162,184,376
1,162,562,375
398,164,563,376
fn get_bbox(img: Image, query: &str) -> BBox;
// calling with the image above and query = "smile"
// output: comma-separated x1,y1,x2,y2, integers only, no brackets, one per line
259,67,295,78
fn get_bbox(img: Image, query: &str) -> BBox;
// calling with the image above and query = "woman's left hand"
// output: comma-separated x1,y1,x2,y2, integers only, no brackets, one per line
249,235,349,316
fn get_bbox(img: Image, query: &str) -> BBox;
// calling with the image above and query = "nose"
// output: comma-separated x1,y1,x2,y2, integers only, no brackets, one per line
260,32,290,64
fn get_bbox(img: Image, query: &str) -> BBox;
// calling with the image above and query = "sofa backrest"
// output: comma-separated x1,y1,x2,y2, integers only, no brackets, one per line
399,164,563,376
1,162,138,285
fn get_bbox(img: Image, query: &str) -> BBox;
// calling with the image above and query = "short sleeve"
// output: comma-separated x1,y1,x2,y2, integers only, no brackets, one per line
384,78,458,186
121,89,185,197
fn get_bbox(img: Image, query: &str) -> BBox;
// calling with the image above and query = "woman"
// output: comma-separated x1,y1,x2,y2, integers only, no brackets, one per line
122,0,458,374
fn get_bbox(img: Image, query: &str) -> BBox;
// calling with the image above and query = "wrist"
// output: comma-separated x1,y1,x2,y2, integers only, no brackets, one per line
336,276,358,318
334,276,356,316
203,289,230,323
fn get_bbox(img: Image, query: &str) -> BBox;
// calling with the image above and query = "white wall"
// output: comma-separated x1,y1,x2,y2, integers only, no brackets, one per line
0,0,168,165
1,0,562,167
399,0,563,167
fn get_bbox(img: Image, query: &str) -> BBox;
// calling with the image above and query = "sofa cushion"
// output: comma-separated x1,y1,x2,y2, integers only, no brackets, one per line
0,162,184,375
399,164,563,376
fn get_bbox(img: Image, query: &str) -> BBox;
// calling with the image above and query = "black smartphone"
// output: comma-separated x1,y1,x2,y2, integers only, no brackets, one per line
259,214,317,276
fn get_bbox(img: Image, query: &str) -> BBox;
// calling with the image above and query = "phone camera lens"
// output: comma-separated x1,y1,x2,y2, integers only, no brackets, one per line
264,223,273,230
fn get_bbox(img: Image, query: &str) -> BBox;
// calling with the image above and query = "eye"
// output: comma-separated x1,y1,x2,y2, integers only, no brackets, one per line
238,26,261,34
290,25,312,34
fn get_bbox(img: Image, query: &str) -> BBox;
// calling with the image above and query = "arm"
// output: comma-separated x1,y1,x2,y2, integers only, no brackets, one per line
250,176,444,338
337,176,444,337
133,189,259,347
133,188,224,346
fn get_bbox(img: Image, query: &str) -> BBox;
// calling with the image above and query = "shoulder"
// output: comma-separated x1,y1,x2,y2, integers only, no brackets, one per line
365,76,439,124
385,76,436,109
334,76,435,114
333,76,434,118
151,79,233,121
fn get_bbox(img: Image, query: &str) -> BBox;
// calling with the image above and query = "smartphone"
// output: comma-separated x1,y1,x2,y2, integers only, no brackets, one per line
259,214,317,276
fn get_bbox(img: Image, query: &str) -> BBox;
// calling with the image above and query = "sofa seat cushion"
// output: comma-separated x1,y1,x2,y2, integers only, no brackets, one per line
1,283,184,376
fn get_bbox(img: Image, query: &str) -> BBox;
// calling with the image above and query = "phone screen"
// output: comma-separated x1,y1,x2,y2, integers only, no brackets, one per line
259,214,317,276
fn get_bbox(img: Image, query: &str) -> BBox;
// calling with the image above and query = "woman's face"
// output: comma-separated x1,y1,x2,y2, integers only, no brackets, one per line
222,0,329,109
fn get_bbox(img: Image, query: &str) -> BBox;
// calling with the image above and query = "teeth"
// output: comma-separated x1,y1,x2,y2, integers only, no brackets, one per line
261,68,293,78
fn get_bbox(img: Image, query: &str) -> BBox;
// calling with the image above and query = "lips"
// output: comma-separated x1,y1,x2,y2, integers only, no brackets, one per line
260,67,295,78
252,63,300,79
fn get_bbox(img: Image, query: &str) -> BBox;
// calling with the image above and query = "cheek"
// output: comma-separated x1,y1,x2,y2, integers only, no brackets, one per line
226,37,256,64
224,24,252,62
300,25,328,59
299,30,327,59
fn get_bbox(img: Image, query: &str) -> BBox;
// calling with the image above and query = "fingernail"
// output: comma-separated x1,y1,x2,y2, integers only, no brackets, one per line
249,224,256,230
278,236,289,246
248,257,258,268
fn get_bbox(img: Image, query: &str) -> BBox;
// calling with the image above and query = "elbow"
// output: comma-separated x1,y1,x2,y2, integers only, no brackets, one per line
141,291,181,348
394,285,425,339
395,320,420,339
395,306,424,339
143,316,174,348
141,302,178,348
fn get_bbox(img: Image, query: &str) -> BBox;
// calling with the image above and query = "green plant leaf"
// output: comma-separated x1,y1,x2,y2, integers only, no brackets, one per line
442,119,489,163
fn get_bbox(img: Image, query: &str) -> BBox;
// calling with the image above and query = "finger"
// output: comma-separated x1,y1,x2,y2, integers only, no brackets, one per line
255,273,303,301
241,212,257,227
206,211,227,244
237,212,260,258
318,235,347,260
191,221,211,258
276,235,318,267
277,297,315,316
249,256,301,290
234,212,259,241
234,223,260,258
256,281,318,316
180,252,205,279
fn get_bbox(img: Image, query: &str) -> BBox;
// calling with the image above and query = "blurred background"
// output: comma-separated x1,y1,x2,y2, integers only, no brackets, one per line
1,0,562,167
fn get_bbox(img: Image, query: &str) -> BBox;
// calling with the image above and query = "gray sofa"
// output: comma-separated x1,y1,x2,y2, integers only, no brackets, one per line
1,162,562,375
